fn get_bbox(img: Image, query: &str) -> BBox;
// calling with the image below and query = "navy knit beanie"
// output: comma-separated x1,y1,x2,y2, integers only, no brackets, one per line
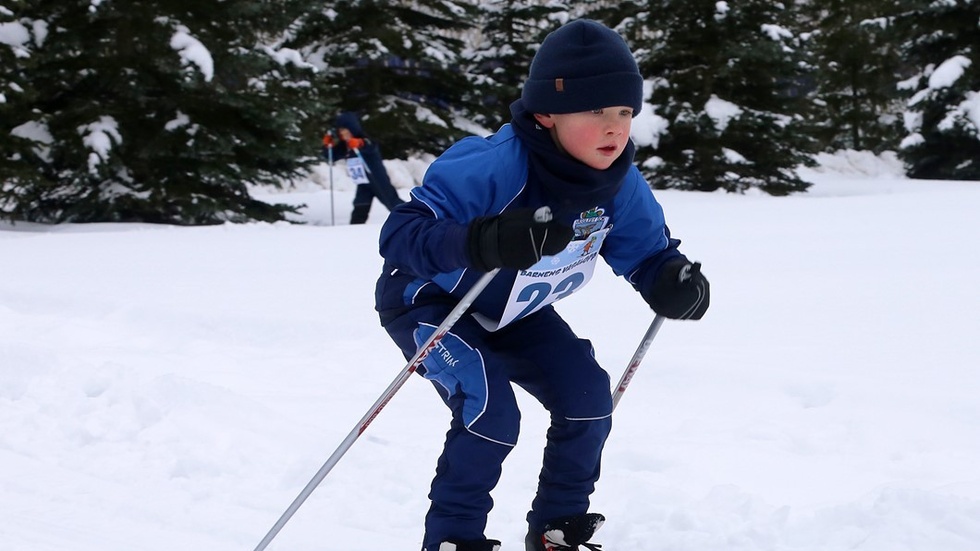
521,19,643,116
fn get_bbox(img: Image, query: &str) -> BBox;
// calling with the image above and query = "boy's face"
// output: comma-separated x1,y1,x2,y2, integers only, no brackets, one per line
338,127,353,141
533,107,633,170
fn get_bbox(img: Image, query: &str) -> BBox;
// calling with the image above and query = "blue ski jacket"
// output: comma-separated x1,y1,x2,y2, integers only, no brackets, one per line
375,123,685,329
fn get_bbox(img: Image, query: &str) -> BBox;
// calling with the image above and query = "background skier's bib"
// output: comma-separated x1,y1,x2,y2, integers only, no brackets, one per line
345,157,370,184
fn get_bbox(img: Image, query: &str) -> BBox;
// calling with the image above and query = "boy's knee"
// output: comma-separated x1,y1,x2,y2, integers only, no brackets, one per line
558,369,613,421
464,386,521,446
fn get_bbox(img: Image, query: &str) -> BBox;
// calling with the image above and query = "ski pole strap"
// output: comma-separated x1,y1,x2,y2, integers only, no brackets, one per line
352,147,373,174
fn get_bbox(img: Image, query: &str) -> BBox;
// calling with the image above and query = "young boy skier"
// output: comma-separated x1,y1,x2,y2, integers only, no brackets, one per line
374,19,710,551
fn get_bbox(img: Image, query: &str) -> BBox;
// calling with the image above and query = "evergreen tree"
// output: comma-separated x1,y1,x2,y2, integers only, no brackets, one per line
288,0,478,158
581,0,650,46
602,0,817,195
803,0,907,153
897,0,980,180
1,0,328,225
1,1,40,210
465,0,568,130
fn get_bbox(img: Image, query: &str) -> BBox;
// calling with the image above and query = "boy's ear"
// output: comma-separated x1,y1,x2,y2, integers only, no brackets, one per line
533,113,556,128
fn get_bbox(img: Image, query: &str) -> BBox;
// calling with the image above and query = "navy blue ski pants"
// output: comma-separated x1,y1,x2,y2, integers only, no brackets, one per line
382,303,613,550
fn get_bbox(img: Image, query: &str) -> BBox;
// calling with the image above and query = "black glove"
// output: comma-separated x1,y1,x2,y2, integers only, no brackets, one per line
467,207,574,271
643,259,710,320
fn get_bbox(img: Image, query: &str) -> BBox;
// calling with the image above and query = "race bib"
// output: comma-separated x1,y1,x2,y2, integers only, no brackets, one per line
346,157,370,184
477,227,609,331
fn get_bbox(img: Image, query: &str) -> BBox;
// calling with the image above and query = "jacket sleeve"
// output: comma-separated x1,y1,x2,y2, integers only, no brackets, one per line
377,129,527,279
378,199,471,279
600,168,687,291
629,228,686,298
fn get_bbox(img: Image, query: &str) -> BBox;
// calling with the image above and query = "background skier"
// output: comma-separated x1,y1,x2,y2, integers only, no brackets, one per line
322,112,406,224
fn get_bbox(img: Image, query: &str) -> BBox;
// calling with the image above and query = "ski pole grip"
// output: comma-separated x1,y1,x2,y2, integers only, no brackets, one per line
534,206,553,223
679,261,701,284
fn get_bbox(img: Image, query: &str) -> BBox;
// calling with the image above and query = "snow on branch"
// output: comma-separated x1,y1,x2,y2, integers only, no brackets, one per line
260,45,316,70
170,25,214,82
0,21,30,57
78,116,122,175
761,24,793,41
928,55,971,90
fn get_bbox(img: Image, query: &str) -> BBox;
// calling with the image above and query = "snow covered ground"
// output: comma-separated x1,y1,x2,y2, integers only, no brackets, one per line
2,151,979,551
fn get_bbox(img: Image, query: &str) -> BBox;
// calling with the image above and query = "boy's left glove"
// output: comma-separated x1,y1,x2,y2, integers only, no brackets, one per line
643,259,710,320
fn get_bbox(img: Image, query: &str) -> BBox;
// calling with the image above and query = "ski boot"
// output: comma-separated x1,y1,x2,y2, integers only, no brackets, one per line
525,513,605,551
437,538,502,551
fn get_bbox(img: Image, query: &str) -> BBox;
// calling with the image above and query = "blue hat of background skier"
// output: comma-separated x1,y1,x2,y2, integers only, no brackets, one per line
521,19,643,116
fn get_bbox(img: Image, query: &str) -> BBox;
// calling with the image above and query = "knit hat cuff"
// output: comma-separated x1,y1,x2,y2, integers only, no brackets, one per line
522,71,643,116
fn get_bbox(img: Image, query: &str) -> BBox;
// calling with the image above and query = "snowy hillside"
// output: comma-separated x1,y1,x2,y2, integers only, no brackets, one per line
2,151,979,551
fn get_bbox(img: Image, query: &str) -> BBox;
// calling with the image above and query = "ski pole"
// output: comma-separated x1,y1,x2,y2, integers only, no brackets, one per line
611,314,665,410
327,139,335,227
253,268,500,551
611,261,702,409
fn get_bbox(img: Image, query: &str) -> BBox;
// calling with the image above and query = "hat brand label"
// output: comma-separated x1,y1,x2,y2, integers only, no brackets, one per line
555,78,564,92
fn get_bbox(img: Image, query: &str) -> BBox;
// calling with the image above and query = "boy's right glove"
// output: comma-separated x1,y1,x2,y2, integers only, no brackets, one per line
643,259,710,320
467,208,573,271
